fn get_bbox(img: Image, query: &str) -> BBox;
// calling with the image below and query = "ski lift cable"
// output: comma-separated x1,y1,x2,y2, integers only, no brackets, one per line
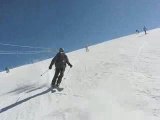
0,48,58,55
0,50,54,54
0,42,52,50
0,48,57,54
0,50,51,53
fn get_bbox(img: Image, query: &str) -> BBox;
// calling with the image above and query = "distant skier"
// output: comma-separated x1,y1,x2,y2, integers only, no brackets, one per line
136,29,139,34
49,48,72,87
143,26,147,35
5,67,9,73
85,45,89,52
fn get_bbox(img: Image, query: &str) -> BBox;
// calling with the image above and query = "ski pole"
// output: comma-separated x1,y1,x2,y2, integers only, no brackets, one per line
64,68,71,79
40,69,49,76
66,68,71,74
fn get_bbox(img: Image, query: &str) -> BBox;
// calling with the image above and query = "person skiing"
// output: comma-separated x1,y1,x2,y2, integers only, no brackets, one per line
143,26,147,35
136,29,139,34
85,45,89,52
5,67,9,73
49,48,72,87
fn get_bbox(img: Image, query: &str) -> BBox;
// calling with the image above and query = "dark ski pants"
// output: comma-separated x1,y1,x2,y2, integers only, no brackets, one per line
51,67,65,86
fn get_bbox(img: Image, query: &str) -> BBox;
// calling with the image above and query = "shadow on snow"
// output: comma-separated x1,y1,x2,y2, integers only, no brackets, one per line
0,87,55,114
6,84,47,95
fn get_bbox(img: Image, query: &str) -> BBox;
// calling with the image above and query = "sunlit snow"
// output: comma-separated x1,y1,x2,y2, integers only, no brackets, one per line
0,28,160,120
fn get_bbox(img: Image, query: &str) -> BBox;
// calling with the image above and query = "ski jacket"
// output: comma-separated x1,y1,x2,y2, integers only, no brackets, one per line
49,52,72,69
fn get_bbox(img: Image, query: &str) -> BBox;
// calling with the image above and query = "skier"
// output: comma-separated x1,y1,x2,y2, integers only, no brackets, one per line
136,29,139,34
49,48,72,87
143,26,147,35
5,67,9,73
85,45,89,52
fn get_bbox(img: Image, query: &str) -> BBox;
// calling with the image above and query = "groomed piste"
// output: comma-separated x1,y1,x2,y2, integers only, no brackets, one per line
0,28,160,120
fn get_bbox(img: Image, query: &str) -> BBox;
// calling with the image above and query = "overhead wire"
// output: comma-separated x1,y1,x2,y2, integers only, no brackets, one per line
0,42,56,55
0,50,51,55
0,42,51,50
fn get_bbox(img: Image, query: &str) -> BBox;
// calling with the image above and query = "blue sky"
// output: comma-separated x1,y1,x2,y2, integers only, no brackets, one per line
0,0,160,71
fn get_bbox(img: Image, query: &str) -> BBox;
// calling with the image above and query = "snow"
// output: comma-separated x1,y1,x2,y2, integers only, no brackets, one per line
0,28,160,120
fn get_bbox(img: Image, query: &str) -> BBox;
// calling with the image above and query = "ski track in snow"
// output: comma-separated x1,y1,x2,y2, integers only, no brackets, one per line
1,28,160,120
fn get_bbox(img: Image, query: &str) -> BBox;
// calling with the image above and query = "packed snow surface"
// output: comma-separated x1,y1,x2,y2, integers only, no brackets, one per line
1,28,160,120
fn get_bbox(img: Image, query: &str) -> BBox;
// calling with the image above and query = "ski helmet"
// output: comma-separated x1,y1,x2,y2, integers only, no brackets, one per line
59,48,64,52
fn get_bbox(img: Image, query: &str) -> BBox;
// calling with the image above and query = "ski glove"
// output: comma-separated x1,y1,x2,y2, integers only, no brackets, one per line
69,64,73,68
49,66,52,69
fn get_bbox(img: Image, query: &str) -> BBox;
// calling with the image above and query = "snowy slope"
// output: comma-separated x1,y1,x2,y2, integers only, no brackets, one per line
0,28,160,120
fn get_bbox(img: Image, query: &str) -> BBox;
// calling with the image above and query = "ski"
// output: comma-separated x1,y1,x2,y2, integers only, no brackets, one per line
50,85,64,93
